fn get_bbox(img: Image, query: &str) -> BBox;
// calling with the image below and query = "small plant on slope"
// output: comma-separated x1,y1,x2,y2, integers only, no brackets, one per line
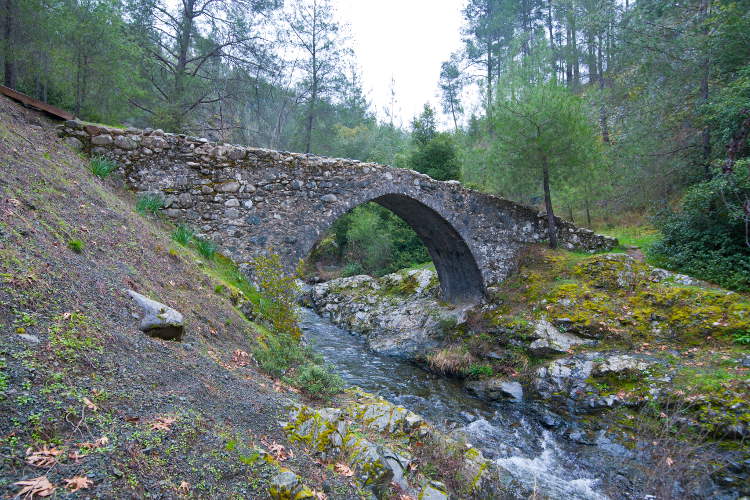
68,239,84,253
135,193,164,216
172,224,194,246
89,156,117,179
252,253,301,339
287,363,343,400
194,236,217,260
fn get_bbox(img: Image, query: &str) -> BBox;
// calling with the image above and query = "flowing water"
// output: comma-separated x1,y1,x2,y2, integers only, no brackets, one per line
300,307,634,500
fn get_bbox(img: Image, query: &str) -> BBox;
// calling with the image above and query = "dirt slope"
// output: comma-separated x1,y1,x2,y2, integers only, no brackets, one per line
0,96,359,498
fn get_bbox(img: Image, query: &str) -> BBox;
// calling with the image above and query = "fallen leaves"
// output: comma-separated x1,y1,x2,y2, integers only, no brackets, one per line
82,397,98,411
232,349,250,366
63,476,93,492
150,416,177,431
25,446,62,468
313,491,328,500
264,441,293,461
80,436,109,449
177,481,190,494
334,463,354,477
13,476,56,498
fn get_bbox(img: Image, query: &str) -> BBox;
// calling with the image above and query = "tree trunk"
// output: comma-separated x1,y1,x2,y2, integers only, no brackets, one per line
700,0,712,175
547,0,556,75
598,35,610,143
3,0,16,89
565,26,573,86
585,198,592,226
542,161,558,249
571,10,579,89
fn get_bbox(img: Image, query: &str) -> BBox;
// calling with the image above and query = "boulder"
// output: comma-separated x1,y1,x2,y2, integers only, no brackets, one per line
419,481,449,500
268,470,315,500
465,378,523,402
529,319,594,356
91,134,113,146
63,137,84,150
114,135,137,150
125,290,184,340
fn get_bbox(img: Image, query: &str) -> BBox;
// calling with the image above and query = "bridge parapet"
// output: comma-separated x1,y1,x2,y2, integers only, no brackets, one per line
58,120,617,301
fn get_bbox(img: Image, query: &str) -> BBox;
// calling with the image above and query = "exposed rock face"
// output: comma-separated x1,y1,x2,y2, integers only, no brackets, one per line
310,269,455,358
59,120,616,302
534,353,657,412
125,290,184,340
528,320,595,356
283,391,524,499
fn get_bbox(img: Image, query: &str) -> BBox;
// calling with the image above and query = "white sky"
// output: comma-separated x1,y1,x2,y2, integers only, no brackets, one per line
331,0,469,129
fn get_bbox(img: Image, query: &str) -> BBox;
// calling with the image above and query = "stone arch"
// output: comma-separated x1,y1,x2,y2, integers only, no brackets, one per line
303,193,486,303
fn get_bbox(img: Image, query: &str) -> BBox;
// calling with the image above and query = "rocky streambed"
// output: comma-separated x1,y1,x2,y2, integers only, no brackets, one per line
303,251,750,499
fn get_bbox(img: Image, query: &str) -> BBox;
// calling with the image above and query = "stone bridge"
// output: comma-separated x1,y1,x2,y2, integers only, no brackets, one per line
59,121,616,302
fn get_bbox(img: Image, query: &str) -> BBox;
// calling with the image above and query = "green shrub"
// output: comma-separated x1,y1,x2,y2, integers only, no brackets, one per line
194,237,217,260
89,156,117,179
464,363,493,379
68,239,84,253
342,262,364,277
136,193,164,216
734,331,750,346
172,224,194,246
287,363,343,399
252,253,301,338
252,333,308,377
649,164,750,291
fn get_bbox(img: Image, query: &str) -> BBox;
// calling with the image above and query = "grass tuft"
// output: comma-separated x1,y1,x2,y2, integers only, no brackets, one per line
136,193,164,216
89,156,117,179
194,237,217,260
172,224,194,246
68,239,84,253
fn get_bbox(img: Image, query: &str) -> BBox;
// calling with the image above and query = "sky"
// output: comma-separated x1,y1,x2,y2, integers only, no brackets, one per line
331,0,469,129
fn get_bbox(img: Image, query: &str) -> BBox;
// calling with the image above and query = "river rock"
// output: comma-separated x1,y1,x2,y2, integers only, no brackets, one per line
529,319,594,356
125,289,184,340
465,378,523,402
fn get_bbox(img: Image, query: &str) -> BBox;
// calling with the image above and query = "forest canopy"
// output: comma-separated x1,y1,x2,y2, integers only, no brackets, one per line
2,0,749,287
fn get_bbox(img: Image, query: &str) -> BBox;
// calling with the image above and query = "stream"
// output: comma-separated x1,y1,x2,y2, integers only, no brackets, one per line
299,307,636,500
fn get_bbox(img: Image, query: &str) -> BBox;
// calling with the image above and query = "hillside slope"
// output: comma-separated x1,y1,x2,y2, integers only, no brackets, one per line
0,96,364,498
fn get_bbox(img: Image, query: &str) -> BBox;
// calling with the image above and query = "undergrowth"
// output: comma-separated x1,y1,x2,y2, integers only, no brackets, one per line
89,156,117,179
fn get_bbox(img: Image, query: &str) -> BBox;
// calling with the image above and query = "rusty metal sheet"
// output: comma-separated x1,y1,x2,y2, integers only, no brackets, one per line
0,85,75,120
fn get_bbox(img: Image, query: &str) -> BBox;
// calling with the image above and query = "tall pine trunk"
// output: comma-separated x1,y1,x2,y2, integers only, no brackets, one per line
542,160,558,249
3,0,16,89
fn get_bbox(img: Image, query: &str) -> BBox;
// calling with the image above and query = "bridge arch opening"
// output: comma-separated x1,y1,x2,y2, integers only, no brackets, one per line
306,193,485,303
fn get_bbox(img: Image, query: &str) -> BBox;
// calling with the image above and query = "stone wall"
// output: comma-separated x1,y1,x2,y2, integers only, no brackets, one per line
58,121,617,302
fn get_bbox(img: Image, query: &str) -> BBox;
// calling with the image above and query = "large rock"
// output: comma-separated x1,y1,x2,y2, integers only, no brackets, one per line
125,290,184,340
533,352,657,413
268,470,315,500
465,378,523,402
310,269,459,359
419,481,449,500
529,320,595,356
